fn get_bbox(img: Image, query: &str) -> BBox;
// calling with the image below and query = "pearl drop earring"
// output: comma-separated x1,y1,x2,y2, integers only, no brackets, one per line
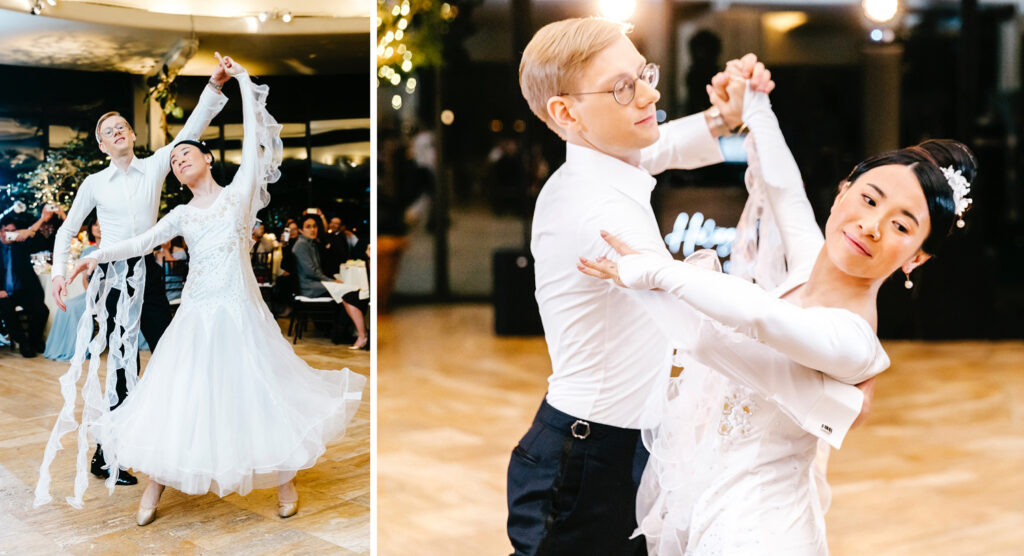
904,272,913,289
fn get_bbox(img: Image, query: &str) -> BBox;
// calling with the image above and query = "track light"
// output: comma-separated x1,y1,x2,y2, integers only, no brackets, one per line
30,1,43,15
257,11,269,22
281,11,292,23
46,0,57,5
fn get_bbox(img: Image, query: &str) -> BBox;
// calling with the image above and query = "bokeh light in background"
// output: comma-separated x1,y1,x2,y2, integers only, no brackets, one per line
862,0,898,23
598,0,636,23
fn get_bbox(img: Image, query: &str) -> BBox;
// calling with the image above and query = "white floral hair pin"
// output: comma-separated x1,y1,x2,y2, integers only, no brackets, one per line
941,165,972,228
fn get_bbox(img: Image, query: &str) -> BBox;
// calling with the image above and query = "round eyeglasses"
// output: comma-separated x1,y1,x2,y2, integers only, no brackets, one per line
101,123,128,138
561,63,659,105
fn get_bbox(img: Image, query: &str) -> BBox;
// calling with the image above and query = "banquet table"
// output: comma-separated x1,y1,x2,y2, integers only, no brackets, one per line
322,261,369,303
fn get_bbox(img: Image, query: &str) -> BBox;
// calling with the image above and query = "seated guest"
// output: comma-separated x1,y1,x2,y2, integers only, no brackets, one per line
292,215,360,346
293,215,335,297
155,237,187,302
294,215,365,345
0,216,49,357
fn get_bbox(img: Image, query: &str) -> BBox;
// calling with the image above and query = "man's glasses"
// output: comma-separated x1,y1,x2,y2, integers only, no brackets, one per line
561,63,659,105
101,123,129,138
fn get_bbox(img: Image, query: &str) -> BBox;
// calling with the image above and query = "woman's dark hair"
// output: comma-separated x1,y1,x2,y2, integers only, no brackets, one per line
842,139,976,255
85,212,99,243
172,140,216,164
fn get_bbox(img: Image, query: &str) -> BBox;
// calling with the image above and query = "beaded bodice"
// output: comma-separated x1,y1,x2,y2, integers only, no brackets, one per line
171,186,261,310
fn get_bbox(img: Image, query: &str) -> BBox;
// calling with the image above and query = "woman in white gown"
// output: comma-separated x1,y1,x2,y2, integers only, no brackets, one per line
579,64,975,554
38,56,365,525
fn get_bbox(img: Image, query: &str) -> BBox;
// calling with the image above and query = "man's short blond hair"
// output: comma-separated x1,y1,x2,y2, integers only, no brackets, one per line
519,18,628,137
95,111,130,144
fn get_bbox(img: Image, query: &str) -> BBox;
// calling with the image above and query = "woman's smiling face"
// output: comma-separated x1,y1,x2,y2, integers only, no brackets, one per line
824,164,932,280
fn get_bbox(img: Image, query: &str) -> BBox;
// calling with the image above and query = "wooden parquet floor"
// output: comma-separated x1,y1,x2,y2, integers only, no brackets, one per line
379,304,1024,556
0,321,369,555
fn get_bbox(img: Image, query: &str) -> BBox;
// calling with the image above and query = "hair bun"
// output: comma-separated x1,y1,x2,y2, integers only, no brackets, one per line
917,139,977,184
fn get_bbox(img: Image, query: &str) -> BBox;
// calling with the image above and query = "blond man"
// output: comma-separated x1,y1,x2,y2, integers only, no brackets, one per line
507,19,769,554
50,57,231,487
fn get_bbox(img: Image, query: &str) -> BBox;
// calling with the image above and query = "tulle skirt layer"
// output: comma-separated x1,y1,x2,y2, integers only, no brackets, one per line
93,300,364,497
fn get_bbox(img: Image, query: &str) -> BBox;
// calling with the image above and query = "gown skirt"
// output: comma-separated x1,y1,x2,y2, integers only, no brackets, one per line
92,296,365,497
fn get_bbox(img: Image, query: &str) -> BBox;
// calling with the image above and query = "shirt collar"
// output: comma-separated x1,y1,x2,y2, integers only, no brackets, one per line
564,142,656,207
107,156,145,179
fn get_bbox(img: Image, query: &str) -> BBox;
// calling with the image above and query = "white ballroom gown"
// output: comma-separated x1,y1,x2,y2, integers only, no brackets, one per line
622,86,890,555
80,72,364,497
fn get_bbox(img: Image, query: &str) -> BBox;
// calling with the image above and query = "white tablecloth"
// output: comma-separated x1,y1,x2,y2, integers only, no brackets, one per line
322,261,369,302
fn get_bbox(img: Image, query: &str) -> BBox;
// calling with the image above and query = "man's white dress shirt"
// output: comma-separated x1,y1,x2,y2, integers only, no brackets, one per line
52,85,228,278
532,114,723,429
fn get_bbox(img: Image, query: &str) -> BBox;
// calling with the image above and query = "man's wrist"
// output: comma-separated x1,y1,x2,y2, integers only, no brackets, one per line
207,78,224,93
704,107,731,138
704,106,746,138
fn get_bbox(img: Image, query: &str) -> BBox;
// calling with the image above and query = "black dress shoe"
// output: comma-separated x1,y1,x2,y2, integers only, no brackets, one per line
33,339,46,353
19,345,37,358
90,448,138,485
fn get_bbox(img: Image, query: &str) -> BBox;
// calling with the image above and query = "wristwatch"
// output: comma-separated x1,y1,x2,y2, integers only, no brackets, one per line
208,77,223,92
705,106,746,136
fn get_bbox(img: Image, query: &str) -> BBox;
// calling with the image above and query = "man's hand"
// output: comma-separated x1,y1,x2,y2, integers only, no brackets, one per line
0,291,8,299
13,229,33,242
851,376,877,428
51,275,68,311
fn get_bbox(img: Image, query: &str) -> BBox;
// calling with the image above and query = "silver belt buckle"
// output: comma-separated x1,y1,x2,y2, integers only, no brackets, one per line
570,419,590,439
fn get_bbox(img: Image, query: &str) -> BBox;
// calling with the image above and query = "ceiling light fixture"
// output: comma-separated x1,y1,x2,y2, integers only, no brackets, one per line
282,11,293,23
30,1,43,15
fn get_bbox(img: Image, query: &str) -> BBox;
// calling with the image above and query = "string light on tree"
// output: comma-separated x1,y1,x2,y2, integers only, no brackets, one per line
376,0,467,110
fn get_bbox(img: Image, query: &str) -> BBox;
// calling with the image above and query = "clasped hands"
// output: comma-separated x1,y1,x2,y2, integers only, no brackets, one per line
210,52,246,89
710,53,775,132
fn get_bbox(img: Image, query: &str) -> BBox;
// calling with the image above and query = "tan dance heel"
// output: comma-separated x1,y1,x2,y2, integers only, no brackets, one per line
277,481,299,518
136,482,164,526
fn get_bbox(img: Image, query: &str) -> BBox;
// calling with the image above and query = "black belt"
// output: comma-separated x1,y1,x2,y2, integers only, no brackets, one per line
536,398,640,443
